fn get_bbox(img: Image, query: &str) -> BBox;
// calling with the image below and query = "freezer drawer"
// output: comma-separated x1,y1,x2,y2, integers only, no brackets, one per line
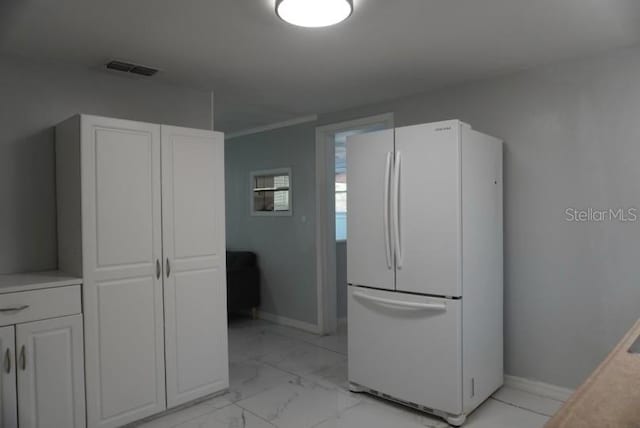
348,286,462,415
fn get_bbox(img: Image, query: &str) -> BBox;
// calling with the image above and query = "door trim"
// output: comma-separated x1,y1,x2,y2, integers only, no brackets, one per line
315,113,394,334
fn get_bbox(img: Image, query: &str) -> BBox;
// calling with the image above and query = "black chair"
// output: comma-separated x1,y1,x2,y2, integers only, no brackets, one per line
226,251,260,317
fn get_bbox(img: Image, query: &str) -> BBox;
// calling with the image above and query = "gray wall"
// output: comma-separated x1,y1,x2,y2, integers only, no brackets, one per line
0,55,213,274
227,45,640,389
225,123,317,325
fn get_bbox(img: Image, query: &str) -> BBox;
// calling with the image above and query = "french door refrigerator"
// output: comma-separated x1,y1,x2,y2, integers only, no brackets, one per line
346,120,503,426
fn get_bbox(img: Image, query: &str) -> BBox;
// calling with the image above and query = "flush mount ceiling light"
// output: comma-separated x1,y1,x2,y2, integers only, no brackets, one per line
276,0,353,28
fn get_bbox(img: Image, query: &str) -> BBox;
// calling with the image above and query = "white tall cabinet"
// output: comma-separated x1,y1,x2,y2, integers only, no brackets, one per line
56,115,228,428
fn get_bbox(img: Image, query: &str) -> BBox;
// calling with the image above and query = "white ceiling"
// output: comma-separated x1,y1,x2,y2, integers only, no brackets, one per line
1,0,640,132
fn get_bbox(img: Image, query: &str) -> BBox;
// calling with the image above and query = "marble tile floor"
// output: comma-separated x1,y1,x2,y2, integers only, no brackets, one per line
137,318,563,428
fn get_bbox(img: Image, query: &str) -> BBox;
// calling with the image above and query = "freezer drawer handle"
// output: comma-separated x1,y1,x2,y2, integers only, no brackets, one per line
0,305,29,312
354,292,446,311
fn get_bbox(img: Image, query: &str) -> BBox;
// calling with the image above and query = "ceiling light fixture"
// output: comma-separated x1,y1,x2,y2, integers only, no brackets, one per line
276,0,353,28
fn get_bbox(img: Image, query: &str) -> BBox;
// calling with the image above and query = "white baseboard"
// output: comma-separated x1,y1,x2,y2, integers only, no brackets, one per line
504,375,574,402
257,310,322,335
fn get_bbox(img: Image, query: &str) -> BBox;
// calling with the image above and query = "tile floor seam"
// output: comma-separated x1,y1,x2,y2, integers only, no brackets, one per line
307,400,366,428
233,386,283,416
257,359,319,383
258,359,354,397
265,329,347,356
233,390,297,427
226,362,296,404
244,334,348,380
166,401,237,428
233,364,365,428
489,397,554,418
129,392,237,428
517,393,564,405
236,404,280,428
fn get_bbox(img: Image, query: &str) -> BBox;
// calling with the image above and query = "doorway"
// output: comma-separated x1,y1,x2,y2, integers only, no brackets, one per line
315,113,394,334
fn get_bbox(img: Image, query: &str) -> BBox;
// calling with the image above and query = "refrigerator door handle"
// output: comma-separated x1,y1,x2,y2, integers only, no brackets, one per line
353,291,446,311
393,151,403,268
383,151,393,269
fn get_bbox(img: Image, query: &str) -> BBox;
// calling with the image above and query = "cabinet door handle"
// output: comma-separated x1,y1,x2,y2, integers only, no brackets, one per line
4,349,10,373
19,345,26,371
156,259,161,280
0,305,29,312
166,258,171,278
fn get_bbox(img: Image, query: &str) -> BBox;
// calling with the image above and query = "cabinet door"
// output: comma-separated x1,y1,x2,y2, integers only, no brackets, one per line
161,125,229,408
394,122,462,297
0,326,16,428
81,116,166,427
346,129,395,290
16,315,85,428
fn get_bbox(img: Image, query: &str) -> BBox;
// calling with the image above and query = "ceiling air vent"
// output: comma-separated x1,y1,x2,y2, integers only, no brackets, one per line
106,60,159,77
130,65,158,76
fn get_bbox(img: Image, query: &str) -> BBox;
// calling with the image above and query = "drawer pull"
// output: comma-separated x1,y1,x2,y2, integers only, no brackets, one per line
156,259,161,280
166,258,171,278
0,305,29,312
19,345,26,371
4,349,10,373
353,292,447,311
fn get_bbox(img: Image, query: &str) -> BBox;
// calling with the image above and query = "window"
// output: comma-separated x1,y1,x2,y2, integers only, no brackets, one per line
251,168,292,216
335,134,347,241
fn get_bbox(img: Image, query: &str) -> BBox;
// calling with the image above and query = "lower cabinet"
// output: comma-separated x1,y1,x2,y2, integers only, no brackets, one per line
0,314,85,428
0,326,17,428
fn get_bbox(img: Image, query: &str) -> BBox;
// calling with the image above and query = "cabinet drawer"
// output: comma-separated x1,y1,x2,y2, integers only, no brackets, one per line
0,285,81,326
347,286,462,415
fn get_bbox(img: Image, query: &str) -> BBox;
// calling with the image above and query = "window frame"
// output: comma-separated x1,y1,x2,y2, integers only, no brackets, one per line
250,167,293,217
335,182,348,242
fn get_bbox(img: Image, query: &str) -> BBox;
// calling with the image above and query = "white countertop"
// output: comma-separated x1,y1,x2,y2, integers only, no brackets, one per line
0,271,82,294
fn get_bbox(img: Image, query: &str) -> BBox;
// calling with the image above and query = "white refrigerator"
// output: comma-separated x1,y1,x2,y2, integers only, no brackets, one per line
346,120,503,426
